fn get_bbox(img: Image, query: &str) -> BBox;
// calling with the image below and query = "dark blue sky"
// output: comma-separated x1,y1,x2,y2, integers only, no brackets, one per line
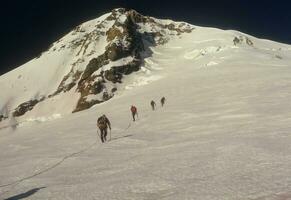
0,0,290,75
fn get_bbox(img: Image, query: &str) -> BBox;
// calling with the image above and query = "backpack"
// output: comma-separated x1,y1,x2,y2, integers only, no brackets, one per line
97,116,107,129
161,97,165,103
131,106,137,113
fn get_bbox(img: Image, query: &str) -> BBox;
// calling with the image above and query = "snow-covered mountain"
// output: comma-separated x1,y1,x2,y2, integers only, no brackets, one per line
2,8,289,126
1,8,291,200
0,8,194,125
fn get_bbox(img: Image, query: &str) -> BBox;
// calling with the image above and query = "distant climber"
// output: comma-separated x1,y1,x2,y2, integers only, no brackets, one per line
97,114,111,143
130,105,138,121
150,100,156,110
161,97,166,107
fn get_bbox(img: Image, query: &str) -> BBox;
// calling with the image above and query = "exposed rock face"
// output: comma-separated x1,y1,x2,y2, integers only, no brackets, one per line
233,37,241,46
73,98,103,113
71,8,194,112
246,37,254,46
13,97,45,117
233,36,254,46
49,70,83,98
0,115,8,122
105,59,141,82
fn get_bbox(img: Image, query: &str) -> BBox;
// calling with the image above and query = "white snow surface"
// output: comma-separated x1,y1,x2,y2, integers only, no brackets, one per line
1,11,291,200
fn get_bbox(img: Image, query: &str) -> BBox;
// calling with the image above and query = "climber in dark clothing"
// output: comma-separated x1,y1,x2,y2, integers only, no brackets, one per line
97,114,111,143
130,105,138,121
161,97,166,107
150,100,156,110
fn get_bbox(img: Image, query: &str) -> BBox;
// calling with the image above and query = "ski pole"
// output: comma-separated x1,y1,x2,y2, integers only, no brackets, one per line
109,128,112,141
97,129,101,142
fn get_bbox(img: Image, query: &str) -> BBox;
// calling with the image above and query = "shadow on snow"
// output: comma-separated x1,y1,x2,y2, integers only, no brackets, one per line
4,187,45,200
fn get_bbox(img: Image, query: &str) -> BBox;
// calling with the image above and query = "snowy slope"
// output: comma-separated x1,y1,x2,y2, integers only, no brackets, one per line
1,8,291,200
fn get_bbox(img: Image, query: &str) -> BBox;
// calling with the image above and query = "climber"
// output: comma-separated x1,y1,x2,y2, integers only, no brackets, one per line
150,100,156,110
97,114,111,143
161,97,166,107
130,105,138,121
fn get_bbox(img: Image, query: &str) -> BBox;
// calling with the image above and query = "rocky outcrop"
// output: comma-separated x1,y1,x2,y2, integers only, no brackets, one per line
13,97,45,117
73,98,103,113
81,55,109,81
49,70,82,98
233,37,241,46
246,37,254,46
233,36,254,46
73,9,148,112
105,59,141,83
0,115,8,122
72,8,195,112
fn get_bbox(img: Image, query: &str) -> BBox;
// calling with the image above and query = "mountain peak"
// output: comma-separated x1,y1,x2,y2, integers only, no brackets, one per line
0,9,195,123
